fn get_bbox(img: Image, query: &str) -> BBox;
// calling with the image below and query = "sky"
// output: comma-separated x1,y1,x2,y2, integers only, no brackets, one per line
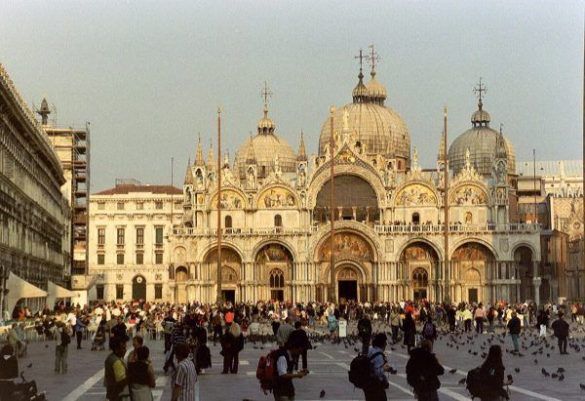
1,0,583,191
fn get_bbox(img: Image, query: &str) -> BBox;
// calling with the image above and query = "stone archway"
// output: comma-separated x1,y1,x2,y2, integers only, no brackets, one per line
203,246,243,303
255,243,294,301
175,266,188,304
399,242,439,301
514,246,534,302
452,242,495,303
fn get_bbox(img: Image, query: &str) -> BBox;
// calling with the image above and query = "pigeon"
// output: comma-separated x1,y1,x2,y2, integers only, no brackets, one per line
580,383,585,390
559,374,565,381
542,368,550,377
557,367,565,373
533,359,538,364
26,363,33,368
551,373,558,379
449,368,457,374
514,368,520,373
319,390,326,398
458,378,466,385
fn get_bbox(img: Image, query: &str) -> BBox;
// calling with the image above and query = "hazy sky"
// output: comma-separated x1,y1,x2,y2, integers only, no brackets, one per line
1,0,583,191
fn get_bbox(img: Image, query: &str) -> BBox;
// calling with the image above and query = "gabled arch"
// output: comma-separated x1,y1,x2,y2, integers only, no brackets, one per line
309,221,383,263
450,237,498,260
392,180,439,208
449,181,489,206
207,186,247,210
252,238,297,262
256,183,299,209
198,241,245,263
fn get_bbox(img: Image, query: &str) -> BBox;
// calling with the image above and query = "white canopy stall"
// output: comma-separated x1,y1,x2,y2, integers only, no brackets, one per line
5,272,47,317
47,280,77,308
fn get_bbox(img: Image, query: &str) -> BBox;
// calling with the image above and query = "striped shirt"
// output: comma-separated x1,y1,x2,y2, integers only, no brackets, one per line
175,359,197,401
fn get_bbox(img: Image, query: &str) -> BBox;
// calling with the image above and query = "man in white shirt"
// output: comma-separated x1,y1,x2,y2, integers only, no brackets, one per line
273,338,307,401
171,343,197,401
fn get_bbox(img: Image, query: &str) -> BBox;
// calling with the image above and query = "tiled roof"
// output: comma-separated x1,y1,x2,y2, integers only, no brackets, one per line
517,160,583,178
95,184,182,195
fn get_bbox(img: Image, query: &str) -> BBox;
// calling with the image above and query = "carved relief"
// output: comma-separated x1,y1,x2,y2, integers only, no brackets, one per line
211,189,245,209
258,187,296,208
255,244,292,264
337,267,358,280
221,266,238,283
319,233,372,261
395,184,437,206
450,185,487,206
338,149,356,164
452,244,492,261
401,245,435,261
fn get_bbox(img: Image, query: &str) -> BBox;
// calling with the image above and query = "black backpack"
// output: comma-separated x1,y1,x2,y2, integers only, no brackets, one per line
466,367,484,398
348,352,383,389
61,331,71,346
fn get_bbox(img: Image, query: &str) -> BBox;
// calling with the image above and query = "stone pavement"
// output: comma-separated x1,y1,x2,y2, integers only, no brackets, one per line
11,329,585,401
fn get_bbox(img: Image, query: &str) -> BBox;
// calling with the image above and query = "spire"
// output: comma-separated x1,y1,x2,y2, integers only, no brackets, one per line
258,81,276,134
245,134,257,164
297,130,307,161
183,158,193,185
364,44,387,105
367,44,380,78
437,129,446,161
207,139,215,168
195,133,205,166
352,48,368,103
36,97,51,125
473,77,487,110
495,123,507,159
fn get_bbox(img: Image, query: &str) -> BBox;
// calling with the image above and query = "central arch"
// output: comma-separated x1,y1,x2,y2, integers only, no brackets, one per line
314,174,380,224
254,243,294,301
452,242,495,303
203,246,243,303
336,264,363,302
399,242,439,301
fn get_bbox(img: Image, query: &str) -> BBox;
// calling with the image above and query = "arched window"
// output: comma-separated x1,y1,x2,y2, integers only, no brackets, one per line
274,214,282,227
224,215,232,229
412,268,428,288
412,212,420,225
269,268,285,301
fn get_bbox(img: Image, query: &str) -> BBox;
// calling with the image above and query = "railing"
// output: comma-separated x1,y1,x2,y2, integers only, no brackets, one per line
172,227,308,236
374,223,541,234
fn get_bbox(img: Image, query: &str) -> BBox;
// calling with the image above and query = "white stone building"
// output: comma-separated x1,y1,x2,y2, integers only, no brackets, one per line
88,180,182,302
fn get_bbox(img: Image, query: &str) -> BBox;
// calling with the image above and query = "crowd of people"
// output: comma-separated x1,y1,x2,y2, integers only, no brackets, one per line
0,298,583,401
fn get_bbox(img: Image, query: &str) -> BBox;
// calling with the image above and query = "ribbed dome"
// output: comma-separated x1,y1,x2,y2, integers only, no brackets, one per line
234,115,297,180
471,109,491,125
318,99,410,163
449,126,516,176
365,74,387,104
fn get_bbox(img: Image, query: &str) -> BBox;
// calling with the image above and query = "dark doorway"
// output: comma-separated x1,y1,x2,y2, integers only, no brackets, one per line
338,280,358,301
222,289,235,303
132,276,146,300
468,288,478,304
271,290,284,301
414,289,427,300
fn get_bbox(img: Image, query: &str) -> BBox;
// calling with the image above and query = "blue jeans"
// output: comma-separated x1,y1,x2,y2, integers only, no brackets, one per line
510,334,519,352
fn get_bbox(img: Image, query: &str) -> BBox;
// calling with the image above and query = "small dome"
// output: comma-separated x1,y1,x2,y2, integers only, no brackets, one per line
471,109,491,125
257,107,276,134
365,74,387,104
234,134,297,180
449,126,516,176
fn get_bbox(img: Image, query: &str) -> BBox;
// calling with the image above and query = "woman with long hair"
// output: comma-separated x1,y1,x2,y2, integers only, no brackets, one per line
479,345,510,401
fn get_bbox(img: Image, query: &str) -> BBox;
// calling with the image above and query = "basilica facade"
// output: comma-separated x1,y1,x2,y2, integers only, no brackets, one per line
167,60,542,306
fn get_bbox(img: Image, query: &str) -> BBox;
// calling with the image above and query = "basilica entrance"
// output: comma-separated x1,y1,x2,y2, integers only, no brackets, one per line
337,266,360,302
132,275,146,300
400,243,438,301
222,289,235,303
412,268,428,301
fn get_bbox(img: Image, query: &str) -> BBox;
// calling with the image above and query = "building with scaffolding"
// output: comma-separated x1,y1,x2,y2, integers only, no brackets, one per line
37,99,92,305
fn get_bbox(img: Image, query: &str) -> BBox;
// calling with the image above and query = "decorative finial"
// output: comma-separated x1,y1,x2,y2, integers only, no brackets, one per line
36,97,51,125
261,81,273,118
473,78,487,110
367,44,380,77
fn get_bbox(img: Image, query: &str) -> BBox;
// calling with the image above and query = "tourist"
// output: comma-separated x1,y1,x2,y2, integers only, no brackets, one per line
357,313,372,354
390,306,401,343
127,335,144,364
0,344,18,400
536,308,549,338
288,321,311,371
92,318,107,351
364,333,392,401
74,315,86,349
54,321,71,374
128,346,155,401
401,312,416,353
506,312,521,354
276,317,294,348
105,336,130,401
273,337,308,401
421,316,437,349
474,303,486,334
406,339,444,401
551,311,570,355
170,343,196,401
477,345,510,401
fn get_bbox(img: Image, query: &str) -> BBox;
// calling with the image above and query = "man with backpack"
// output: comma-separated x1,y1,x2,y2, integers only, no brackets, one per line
406,339,444,401
421,316,437,350
363,333,392,401
357,314,373,354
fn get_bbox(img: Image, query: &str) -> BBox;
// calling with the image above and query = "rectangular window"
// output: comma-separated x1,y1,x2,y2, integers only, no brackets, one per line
117,228,125,245
96,285,104,300
155,227,163,245
97,254,105,265
136,227,144,245
155,201,163,210
136,252,143,265
117,202,125,210
136,202,144,210
97,202,105,210
116,285,123,299
155,253,163,264
98,228,105,245
117,253,124,265
154,284,163,299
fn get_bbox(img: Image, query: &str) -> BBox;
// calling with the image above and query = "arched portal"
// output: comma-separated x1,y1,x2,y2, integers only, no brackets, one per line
132,275,146,301
175,266,188,304
514,246,534,302
203,246,242,303
336,265,362,301
315,175,379,224
400,243,439,301
452,242,495,303
255,243,294,301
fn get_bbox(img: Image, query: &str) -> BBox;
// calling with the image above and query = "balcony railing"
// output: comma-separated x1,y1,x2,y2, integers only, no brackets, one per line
374,223,541,234
173,227,307,236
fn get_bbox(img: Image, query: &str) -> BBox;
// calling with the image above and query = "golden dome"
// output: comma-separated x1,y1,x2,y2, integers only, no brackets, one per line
319,72,410,163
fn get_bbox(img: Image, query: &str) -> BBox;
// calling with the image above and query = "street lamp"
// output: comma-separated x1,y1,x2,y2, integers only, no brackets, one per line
0,264,10,321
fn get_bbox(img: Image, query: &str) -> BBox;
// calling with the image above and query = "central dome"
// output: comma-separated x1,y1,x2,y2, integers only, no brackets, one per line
319,70,410,167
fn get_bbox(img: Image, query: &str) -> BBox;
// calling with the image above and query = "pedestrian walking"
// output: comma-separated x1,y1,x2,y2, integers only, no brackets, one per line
363,333,392,401
406,339,444,401
74,316,86,349
170,343,197,401
476,345,511,401
128,346,155,401
357,314,372,354
55,321,71,374
288,321,311,370
551,311,569,355
105,336,130,401
272,337,308,401
506,312,521,354
401,312,416,353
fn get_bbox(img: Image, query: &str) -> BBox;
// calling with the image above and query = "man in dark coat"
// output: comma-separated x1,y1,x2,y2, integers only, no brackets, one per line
551,311,570,355
406,339,444,401
357,314,373,355
288,321,312,370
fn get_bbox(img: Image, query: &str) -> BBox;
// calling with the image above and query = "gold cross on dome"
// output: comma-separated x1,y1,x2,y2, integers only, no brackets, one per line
354,48,364,72
367,44,380,73
261,81,273,108
473,77,487,102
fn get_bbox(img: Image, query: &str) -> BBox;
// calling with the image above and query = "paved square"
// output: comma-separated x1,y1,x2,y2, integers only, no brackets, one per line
11,324,585,401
